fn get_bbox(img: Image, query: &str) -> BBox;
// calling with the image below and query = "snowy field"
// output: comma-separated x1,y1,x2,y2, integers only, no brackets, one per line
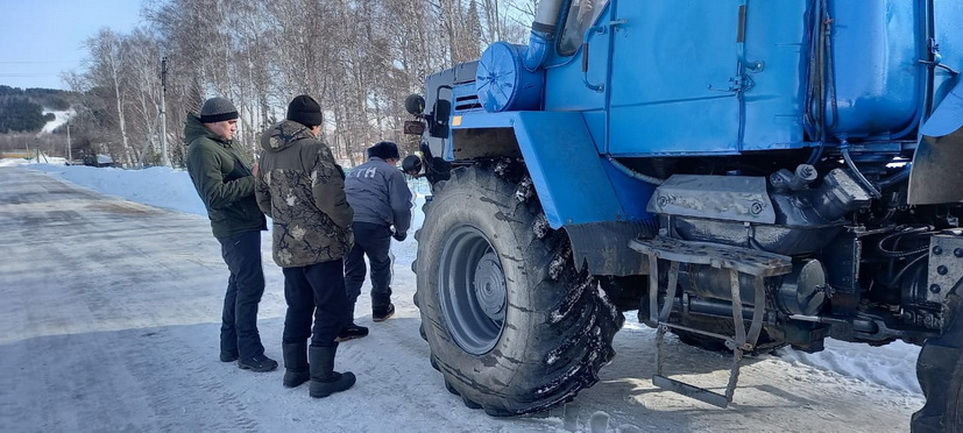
0,162,927,432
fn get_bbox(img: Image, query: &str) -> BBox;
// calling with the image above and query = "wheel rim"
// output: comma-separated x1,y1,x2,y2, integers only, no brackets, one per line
437,225,507,355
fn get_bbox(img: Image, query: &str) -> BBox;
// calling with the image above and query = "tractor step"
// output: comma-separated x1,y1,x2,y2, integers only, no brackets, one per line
629,236,793,278
631,236,792,407
652,375,731,408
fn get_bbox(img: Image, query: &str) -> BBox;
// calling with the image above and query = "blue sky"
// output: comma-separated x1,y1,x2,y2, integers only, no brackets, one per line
0,0,143,90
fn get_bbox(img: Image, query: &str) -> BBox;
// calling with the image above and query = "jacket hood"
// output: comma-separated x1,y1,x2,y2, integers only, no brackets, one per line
260,120,314,153
183,113,227,146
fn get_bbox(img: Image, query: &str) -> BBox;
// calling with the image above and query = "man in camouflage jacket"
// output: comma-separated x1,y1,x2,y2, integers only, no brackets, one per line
254,95,356,398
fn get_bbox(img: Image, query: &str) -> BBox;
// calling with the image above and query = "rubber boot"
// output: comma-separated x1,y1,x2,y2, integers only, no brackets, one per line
282,342,310,388
308,345,356,398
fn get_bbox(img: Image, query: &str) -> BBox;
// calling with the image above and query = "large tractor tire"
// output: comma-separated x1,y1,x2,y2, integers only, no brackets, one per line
413,166,624,416
913,293,963,433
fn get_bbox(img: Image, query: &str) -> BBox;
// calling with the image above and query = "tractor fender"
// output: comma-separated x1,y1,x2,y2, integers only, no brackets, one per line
449,111,655,276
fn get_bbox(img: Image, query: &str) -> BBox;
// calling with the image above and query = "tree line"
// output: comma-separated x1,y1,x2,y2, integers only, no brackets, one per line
0,86,75,134
64,0,535,168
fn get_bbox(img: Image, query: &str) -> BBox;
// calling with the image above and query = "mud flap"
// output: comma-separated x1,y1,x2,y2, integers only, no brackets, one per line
911,78,963,205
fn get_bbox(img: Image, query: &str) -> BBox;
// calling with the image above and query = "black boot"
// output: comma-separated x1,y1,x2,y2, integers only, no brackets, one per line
336,299,369,342
237,353,278,372
308,345,356,398
372,303,395,322
282,342,310,388
336,324,369,342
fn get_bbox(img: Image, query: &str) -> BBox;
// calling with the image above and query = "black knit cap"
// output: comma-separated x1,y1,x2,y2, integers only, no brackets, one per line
286,95,323,127
367,141,400,160
199,97,239,123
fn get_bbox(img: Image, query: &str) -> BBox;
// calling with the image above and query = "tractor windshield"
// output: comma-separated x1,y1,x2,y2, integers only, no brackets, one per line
558,0,610,55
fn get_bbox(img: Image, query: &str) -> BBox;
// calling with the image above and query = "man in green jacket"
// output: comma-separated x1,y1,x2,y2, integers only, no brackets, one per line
185,97,277,373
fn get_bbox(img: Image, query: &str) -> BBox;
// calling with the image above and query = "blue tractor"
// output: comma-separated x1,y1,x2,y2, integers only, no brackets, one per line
403,1,963,430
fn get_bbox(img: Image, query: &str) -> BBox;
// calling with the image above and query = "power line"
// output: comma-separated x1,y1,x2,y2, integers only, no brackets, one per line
0,73,61,77
0,61,73,64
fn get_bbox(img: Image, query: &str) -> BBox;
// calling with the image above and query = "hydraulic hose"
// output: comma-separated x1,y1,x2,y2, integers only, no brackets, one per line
606,156,665,185
877,167,911,189
840,146,882,198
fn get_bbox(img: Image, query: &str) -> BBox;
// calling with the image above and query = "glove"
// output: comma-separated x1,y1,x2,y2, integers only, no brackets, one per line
392,231,407,242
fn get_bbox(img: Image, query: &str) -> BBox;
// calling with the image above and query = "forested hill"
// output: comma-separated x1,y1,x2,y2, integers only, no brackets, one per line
0,85,77,133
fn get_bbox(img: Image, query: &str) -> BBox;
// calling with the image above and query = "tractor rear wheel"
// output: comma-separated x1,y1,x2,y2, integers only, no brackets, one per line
912,293,963,433
413,166,623,416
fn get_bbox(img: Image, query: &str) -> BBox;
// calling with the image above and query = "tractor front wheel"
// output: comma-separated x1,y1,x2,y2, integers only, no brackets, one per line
413,166,623,416
912,292,963,433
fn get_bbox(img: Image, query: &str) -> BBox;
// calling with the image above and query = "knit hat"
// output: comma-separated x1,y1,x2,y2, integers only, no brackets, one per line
199,97,239,123
367,141,400,160
286,95,323,127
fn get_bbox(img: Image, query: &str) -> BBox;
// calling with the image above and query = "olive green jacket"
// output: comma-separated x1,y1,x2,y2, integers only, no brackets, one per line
255,120,353,267
184,114,266,240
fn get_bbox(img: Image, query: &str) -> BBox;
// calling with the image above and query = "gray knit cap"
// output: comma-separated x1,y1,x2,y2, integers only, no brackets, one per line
199,97,239,123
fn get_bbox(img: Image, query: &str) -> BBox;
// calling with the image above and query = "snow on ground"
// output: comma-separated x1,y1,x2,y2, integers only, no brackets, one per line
780,340,921,394
0,155,67,167
0,161,928,432
18,160,925,396
40,109,74,134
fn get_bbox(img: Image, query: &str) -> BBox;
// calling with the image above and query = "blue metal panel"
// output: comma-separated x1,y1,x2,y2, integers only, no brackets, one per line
928,1,963,126
606,0,745,156
452,83,484,114
450,111,655,228
533,0,958,157
599,159,656,223
582,110,606,153
828,0,924,140
740,0,808,151
542,3,611,113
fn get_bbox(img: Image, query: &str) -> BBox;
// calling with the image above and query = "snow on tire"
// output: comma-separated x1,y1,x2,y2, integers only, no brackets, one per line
414,166,623,416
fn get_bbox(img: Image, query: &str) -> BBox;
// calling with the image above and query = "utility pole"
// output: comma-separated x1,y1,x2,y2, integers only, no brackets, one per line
66,120,72,162
159,56,171,167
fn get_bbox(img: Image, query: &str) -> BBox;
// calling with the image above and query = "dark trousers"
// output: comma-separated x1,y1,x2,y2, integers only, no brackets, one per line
282,259,348,348
217,230,266,359
344,222,393,316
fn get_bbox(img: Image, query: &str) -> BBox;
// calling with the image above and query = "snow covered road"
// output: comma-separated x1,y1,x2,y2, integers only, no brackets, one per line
0,166,925,432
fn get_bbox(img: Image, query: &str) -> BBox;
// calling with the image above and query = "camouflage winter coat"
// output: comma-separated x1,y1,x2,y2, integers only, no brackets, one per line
255,120,354,268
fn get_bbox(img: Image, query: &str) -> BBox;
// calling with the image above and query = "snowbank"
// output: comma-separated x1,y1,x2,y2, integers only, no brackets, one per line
780,340,921,394
15,162,923,397
28,163,207,216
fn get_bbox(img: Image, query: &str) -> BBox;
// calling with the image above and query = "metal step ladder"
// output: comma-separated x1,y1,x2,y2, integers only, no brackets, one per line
629,236,792,408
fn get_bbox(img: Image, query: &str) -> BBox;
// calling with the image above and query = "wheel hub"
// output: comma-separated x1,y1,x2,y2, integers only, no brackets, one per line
473,251,506,322
437,225,508,355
